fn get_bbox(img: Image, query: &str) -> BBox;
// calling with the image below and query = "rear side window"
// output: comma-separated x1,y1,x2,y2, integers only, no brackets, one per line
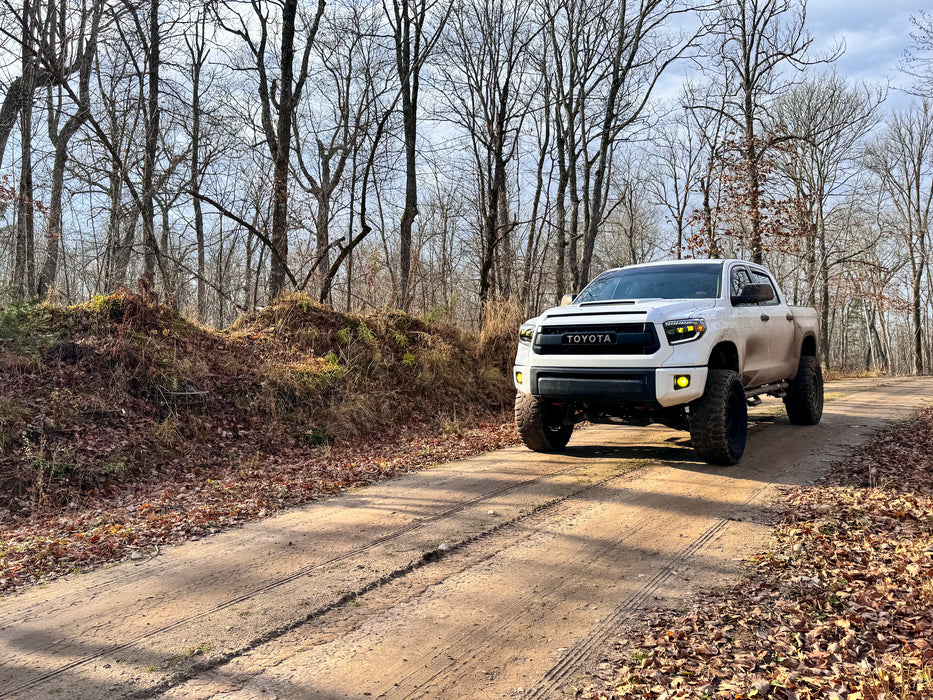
749,269,779,305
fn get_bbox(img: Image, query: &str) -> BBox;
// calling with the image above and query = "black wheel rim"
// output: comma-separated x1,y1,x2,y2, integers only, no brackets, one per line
811,375,823,413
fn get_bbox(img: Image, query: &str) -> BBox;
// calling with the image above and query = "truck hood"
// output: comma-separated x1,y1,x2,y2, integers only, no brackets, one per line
531,299,717,326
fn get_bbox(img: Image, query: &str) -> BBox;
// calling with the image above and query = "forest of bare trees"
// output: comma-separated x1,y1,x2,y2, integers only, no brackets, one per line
2,0,933,374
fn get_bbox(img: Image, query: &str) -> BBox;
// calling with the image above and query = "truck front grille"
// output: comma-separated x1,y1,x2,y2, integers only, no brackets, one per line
534,323,660,355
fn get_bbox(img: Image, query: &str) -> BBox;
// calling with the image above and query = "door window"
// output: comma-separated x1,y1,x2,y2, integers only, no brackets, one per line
730,267,752,300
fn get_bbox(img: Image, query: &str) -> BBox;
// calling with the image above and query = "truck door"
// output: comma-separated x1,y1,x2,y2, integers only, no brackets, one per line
729,264,769,386
748,268,797,382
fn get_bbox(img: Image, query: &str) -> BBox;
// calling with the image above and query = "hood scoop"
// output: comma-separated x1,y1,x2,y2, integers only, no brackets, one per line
546,309,647,319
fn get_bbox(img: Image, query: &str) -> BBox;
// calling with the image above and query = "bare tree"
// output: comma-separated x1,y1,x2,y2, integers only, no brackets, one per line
385,0,451,310
700,0,836,264
864,101,933,375
8,0,46,297
292,2,391,302
185,7,209,320
595,149,660,269
774,73,882,360
577,0,699,286
542,0,614,298
647,99,705,259
312,4,397,305
141,0,159,292
542,0,699,292
689,86,729,258
519,35,553,310
439,0,539,309
215,0,326,299
902,10,933,98
36,0,102,297
0,0,76,168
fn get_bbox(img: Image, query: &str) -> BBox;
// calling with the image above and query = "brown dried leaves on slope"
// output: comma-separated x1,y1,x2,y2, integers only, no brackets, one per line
0,293,518,593
581,408,933,700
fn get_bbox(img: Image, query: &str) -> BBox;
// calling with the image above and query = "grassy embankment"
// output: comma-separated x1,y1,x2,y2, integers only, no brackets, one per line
0,292,520,592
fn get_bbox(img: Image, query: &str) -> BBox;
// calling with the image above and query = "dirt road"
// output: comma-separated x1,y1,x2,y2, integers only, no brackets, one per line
1,377,930,700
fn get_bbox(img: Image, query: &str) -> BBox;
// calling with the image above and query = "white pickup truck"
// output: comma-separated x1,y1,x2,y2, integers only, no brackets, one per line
513,259,822,464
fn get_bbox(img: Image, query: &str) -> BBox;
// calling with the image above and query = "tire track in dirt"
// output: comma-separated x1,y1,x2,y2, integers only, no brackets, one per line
0,459,643,700
365,483,766,700
524,484,767,699
4,378,931,700
157,378,932,700
380,496,664,698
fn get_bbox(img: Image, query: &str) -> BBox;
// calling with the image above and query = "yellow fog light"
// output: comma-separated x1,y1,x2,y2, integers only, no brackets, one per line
516,371,523,384
675,375,690,389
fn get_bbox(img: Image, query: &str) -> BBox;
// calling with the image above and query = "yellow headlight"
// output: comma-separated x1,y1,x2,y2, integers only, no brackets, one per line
664,318,707,344
675,375,690,389
516,372,523,384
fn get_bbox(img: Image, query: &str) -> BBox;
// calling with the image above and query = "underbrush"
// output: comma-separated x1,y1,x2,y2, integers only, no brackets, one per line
822,368,887,382
580,408,933,700
0,292,516,514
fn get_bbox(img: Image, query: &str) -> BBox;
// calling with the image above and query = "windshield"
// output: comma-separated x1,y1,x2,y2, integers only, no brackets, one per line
575,263,723,303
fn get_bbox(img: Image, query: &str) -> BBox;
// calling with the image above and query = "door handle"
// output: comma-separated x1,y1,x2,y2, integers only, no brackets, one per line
786,313,794,321
760,313,770,321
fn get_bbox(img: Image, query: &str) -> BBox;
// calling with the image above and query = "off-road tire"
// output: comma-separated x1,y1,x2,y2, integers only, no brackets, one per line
689,370,748,466
784,356,823,425
515,392,573,452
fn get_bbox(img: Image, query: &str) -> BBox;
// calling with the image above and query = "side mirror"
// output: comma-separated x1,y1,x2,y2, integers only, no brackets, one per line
731,283,774,306
560,293,577,306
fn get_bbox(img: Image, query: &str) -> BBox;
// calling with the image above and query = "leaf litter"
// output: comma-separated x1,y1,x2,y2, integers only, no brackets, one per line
0,417,517,593
578,407,933,700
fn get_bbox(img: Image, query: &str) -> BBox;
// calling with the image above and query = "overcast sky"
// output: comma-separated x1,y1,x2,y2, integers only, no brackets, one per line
807,0,921,106
653,3,923,113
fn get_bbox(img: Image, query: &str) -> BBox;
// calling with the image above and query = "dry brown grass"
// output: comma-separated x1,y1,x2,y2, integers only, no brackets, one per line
477,296,525,371
822,367,885,382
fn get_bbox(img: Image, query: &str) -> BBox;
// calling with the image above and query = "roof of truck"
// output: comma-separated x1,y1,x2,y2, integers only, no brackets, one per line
603,259,766,272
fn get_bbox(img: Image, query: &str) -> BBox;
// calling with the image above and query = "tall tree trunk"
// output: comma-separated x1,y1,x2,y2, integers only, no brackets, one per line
554,177,568,301
389,0,441,311
520,114,549,310
314,192,331,298
496,175,513,299
159,202,176,298
479,158,503,308
267,0,299,299
745,120,763,264
14,101,35,298
140,0,160,295
398,81,417,310
13,0,36,299
820,230,830,364
912,259,924,374
580,55,624,285
191,46,206,321
567,135,581,288
38,138,66,298
345,155,358,312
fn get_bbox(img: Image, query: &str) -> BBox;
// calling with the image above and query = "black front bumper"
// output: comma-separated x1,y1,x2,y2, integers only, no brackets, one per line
530,367,658,406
